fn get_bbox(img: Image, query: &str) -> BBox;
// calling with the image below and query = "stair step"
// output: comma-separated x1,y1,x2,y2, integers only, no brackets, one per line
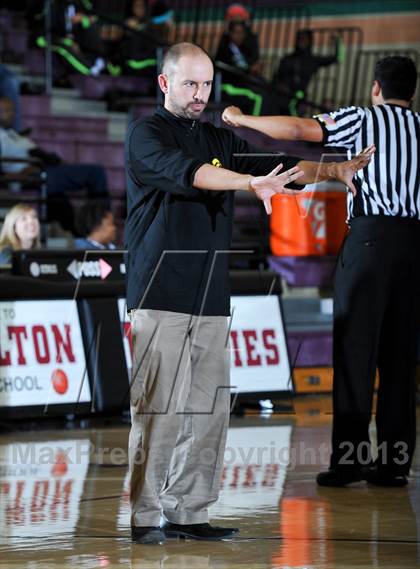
16,61,129,141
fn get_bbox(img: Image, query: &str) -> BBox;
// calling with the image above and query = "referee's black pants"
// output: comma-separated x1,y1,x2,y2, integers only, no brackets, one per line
331,215,420,475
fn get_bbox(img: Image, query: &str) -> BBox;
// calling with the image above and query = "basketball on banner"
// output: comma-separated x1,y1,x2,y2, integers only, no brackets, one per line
51,369,69,395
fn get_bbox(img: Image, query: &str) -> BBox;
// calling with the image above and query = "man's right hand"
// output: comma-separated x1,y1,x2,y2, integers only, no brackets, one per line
222,106,244,127
249,163,304,214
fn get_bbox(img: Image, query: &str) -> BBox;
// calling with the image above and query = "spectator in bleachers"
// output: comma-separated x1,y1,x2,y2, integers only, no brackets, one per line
274,29,342,115
215,4,264,116
0,96,110,233
215,5,261,78
148,0,173,43
116,0,156,77
75,201,116,250
30,0,107,76
0,203,40,265
112,0,171,78
125,0,149,35
0,64,20,130
215,20,260,76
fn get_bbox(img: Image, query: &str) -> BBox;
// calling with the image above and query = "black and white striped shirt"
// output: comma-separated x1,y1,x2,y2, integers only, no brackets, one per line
314,104,420,220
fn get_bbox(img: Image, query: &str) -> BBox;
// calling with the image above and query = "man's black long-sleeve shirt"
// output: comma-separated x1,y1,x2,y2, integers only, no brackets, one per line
124,105,303,315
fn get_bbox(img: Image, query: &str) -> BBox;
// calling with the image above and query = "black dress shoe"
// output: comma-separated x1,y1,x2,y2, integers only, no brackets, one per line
162,522,239,541
317,467,369,487
366,468,408,487
131,526,166,544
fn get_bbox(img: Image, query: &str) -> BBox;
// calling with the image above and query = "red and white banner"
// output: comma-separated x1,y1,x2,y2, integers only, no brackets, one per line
229,295,291,393
0,300,91,407
119,295,291,394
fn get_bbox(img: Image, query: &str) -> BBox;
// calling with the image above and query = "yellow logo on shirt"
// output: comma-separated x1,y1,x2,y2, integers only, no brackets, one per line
212,158,222,168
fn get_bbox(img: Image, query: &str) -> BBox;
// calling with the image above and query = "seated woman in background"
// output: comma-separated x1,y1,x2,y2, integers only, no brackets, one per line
0,203,40,265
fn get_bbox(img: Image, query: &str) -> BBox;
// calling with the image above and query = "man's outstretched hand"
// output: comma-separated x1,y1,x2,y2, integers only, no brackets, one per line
249,163,305,214
333,144,376,196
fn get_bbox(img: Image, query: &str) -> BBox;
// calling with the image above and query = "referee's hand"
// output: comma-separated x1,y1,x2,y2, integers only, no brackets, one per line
336,144,376,196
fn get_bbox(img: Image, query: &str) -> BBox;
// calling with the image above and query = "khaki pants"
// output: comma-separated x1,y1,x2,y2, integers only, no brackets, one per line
128,309,231,527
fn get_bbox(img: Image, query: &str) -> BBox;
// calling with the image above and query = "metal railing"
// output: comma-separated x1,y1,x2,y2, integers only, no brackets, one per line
351,48,420,111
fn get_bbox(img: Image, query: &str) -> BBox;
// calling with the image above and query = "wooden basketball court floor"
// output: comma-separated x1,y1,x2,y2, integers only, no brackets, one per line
1,397,419,569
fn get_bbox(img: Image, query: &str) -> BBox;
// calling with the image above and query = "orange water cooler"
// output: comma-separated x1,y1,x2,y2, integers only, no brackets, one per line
270,187,348,256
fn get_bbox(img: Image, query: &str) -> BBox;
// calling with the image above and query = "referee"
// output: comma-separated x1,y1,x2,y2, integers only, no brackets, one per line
223,56,420,487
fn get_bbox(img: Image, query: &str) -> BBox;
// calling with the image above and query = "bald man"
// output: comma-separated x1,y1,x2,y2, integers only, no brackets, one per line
125,42,373,544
